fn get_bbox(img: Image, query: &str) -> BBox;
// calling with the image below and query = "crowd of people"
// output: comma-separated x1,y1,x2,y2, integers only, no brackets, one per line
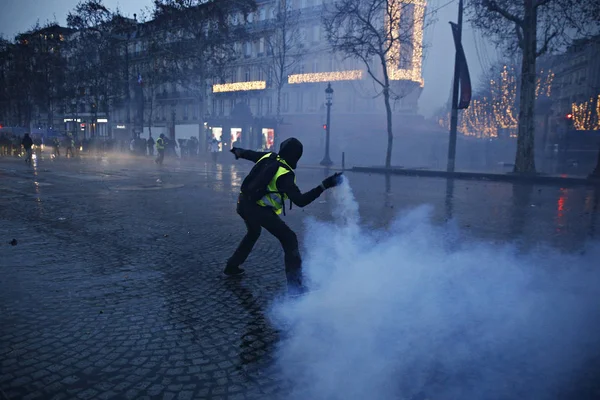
0,131,209,163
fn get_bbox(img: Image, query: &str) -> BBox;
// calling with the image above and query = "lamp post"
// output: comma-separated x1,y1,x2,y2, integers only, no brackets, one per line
171,101,176,141
320,83,334,166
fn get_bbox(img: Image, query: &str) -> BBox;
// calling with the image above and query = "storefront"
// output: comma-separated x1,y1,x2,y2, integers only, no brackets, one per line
207,122,276,152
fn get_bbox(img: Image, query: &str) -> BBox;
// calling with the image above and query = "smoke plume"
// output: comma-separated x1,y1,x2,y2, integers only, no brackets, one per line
270,177,600,400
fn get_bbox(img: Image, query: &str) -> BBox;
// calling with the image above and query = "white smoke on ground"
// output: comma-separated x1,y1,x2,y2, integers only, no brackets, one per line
270,177,600,400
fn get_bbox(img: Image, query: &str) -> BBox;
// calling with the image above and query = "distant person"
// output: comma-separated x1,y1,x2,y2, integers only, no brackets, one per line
66,134,75,158
147,135,155,156
210,138,219,163
21,133,33,165
155,133,166,165
189,136,199,157
52,137,60,158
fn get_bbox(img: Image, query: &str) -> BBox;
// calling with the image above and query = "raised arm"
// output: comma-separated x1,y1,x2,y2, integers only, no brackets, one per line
230,147,270,163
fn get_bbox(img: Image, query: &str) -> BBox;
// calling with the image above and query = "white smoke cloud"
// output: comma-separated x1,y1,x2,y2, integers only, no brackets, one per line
270,177,600,400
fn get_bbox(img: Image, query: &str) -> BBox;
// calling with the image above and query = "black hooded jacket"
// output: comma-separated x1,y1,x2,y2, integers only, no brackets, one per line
235,138,324,207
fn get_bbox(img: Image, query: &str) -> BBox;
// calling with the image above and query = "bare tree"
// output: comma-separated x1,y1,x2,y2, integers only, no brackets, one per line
323,0,427,168
153,0,256,146
468,0,600,174
263,0,305,145
67,0,132,138
0,37,12,126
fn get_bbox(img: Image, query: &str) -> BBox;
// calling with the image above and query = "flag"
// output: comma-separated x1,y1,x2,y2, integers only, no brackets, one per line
450,22,471,110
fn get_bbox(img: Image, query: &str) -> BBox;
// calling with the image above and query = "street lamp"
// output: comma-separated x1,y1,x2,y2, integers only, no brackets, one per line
320,83,334,166
171,101,176,141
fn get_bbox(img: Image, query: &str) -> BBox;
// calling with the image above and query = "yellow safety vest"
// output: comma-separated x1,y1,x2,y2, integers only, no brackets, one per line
255,153,295,215
156,138,165,150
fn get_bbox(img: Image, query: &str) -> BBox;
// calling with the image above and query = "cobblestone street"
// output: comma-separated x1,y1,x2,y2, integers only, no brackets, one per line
1,154,600,400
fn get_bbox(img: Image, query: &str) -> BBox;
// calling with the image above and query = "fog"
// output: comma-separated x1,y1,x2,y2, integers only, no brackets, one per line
270,177,600,400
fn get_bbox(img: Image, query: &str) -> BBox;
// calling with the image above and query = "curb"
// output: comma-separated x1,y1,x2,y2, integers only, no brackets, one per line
351,166,600,188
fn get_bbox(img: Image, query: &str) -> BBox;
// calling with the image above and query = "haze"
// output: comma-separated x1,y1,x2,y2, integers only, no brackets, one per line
0,0,496,117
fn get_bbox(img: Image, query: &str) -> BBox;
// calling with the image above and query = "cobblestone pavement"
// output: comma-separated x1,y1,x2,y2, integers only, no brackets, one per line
1,153,600,400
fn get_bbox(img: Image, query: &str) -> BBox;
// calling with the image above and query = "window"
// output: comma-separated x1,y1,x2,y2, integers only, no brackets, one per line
309,91,317,109
258,68,264,81
259,37,265,55
260,7,267,20
244,42,252,57
258,98,263,115
295,92,303,112
245,69,251,81
183,104,189,120
312,60,319,73
313,25,320,42
193,103,198,119
299,28,306,44
266,97,272,114
219,100,224,115
282,93,289,112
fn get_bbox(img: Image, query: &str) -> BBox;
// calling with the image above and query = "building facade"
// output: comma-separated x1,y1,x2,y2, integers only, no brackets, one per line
122,0,427,161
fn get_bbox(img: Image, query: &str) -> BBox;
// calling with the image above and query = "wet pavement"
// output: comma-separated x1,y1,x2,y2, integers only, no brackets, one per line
1,153,600,399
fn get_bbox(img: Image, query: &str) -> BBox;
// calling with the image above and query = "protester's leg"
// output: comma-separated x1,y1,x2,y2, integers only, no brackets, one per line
225,201,262,275
258,209,304,293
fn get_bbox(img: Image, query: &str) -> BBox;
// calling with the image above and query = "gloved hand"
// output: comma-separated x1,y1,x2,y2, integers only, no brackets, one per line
230,147,242,160
321,172,343,189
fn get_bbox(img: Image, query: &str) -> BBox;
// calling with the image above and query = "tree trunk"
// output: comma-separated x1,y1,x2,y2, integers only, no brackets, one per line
591,144,600,179
513,0,537,174
383,85,393,168
275,82,282,150
197,79,207,154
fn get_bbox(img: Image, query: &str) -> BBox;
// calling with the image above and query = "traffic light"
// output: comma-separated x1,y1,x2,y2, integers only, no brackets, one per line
323,124,327,130
566,113,573,120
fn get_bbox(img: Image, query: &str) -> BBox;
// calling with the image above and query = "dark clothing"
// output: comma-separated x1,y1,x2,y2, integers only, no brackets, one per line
236,149,324,207
227,195,303,289
21,136,33,150
228,141,323,293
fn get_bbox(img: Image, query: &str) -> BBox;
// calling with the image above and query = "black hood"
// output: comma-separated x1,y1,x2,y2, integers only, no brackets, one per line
278,138,303,169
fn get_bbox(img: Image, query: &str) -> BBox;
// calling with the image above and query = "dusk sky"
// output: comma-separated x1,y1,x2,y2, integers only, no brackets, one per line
0,0,498,117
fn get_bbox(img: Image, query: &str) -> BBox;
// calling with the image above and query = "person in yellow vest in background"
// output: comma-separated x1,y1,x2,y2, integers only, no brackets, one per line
155,133,166,165
225,137,342,295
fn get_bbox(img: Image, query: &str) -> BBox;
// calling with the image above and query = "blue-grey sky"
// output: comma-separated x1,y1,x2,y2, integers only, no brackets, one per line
0,0,497,117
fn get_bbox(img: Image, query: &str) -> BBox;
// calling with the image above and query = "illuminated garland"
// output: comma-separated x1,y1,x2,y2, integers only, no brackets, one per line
386,0,425,86
459,98,498,138
212,81,266,93
536,69,554,98
571,95,600,131
287,70,363,84
438,65,554,138
491,65,518,135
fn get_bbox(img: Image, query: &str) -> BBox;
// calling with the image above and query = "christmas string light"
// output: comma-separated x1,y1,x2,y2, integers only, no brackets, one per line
386,0,425,86
572,95,600,131
536,69,554,98
491,65,518,136
212,81,266,93
287,70,363,84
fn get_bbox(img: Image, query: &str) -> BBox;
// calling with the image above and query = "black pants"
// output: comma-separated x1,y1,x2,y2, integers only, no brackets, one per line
227,196,303,290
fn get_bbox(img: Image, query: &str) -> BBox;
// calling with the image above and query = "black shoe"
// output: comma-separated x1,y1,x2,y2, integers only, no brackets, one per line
287,284,309,298
223,265,245,277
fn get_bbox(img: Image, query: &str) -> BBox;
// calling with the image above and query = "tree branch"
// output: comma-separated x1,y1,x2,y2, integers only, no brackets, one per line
536,29,558,57
483,0,523,25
